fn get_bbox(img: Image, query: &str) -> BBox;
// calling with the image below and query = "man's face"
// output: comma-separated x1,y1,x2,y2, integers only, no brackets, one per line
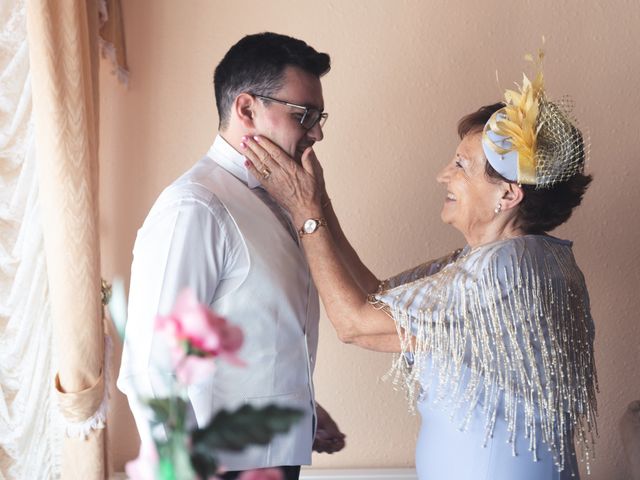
252,66,325,163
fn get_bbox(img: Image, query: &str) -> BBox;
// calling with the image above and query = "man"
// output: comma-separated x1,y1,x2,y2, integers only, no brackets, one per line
117,33,345,480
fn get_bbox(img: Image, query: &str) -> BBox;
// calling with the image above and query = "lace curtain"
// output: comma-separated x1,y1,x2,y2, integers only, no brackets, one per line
0,2,61,478
1,0,127,478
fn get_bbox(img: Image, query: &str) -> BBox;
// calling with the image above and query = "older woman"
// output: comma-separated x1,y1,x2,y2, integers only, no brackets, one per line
241,71,597,479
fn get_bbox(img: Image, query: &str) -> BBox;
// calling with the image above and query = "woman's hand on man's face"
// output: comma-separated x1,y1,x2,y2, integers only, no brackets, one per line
241,135,324,222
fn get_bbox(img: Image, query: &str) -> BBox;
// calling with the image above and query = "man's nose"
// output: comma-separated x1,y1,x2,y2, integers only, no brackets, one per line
307,122,324,142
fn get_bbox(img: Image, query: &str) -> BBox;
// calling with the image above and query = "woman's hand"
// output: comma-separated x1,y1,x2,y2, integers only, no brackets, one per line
241,135,324,224
242,137,397,349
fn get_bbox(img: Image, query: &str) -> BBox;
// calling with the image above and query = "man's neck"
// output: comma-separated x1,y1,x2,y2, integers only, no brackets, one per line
219,127,248,156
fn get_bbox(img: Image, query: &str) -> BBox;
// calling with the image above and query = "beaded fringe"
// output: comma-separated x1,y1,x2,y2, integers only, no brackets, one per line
373,238,598,473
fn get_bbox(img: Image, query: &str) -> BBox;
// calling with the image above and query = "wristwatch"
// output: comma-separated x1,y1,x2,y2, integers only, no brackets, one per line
298,217,327,237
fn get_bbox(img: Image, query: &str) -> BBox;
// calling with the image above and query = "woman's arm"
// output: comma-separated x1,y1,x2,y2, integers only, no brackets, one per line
241,136,398,349
298,221,398,344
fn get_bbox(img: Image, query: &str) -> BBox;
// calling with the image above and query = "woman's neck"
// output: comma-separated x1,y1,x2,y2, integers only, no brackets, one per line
465,217,525,248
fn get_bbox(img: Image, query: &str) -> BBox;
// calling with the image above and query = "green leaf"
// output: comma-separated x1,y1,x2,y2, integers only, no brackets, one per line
146,397,188,429
192,404,304,452
156,432,195,480
189,446,218,480
146,398,172,424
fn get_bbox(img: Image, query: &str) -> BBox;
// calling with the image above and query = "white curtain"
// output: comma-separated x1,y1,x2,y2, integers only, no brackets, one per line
0,1,61,478
1,1,128,477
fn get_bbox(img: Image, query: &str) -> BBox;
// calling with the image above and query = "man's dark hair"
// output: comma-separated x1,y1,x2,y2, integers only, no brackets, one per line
213,32,331,129
457,103,592,234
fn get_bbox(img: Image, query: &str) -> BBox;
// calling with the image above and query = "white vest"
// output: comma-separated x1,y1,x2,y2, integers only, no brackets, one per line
187,164,320,470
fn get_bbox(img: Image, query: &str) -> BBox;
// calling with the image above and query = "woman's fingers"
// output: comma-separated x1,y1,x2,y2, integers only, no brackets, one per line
243,157,264,181
247,135,290,167
241,138,285,186
241,137,321,216
240,136,273,167
240,137,269,168
240,144,271,182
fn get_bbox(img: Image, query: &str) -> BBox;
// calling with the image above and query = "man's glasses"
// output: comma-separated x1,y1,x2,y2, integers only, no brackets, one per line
251,94,328,131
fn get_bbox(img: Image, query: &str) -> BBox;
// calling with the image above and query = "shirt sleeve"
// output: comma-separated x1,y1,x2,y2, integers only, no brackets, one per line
117,190,243,444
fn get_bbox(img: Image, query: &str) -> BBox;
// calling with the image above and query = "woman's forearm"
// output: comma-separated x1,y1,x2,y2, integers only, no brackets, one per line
294,209,397,344
240,137,397,349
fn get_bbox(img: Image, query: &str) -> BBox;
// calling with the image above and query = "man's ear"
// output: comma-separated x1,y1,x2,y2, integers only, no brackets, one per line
234,93,256,129
502,182,524,210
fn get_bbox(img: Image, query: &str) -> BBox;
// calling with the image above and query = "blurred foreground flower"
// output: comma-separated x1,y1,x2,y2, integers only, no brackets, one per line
156,290,244,384
111,286,303,480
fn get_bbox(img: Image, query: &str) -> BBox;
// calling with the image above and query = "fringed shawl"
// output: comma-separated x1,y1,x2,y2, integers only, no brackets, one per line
372,235,598,472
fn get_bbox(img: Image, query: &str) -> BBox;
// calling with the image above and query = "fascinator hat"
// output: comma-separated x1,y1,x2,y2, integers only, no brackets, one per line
482,50,586,187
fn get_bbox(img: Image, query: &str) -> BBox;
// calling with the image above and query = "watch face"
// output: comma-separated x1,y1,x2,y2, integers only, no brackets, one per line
303,219,319,234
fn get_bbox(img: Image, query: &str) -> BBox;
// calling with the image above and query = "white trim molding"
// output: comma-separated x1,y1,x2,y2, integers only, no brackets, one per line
112,468,418,479
301,468,417,479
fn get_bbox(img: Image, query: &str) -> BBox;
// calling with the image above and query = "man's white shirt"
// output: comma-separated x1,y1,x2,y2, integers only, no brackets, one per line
117,135,319,469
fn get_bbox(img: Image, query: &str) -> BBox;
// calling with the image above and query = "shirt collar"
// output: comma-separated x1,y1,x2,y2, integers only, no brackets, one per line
206,134,261,189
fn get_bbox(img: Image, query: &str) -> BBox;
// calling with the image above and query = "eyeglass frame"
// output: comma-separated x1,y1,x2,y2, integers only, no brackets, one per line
250,93,328,131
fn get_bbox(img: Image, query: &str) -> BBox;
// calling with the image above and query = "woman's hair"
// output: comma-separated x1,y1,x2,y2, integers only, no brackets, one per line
457,103,593,234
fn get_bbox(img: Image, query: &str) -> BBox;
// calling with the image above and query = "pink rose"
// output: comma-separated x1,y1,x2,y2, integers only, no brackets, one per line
172,291,223,353
238,468,284,480
155,312,181,349
219,320,244,352
175,354,217,385
155,289,245,383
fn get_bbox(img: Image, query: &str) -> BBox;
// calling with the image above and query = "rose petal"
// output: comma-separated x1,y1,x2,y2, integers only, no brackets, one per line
220,352,247,367
192,328,221,353
180,307,211,338
221,325,244,352
175,355,217,385
159,288,245,368
173,288,198,314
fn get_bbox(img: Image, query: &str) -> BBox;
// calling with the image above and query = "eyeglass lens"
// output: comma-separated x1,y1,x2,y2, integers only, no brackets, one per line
302,110,328,130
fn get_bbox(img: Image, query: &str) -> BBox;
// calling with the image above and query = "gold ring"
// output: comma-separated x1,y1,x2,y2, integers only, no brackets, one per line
261,166,271,179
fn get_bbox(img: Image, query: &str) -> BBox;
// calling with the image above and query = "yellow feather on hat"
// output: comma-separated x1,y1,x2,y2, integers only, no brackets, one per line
484,50,546,185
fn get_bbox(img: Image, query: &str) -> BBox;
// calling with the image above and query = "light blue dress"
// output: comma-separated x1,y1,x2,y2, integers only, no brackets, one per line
375,236,596,480
415,360,580,480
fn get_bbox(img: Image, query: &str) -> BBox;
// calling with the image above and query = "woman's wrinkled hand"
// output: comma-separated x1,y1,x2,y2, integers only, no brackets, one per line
241,135,324,223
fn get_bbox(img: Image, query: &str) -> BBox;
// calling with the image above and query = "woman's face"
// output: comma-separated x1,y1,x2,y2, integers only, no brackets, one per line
437,131,504,244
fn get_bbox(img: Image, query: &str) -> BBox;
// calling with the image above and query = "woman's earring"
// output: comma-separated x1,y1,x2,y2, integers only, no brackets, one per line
494,203,502,214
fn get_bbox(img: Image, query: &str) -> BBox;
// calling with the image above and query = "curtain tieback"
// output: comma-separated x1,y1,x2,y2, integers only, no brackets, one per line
54,334,112,438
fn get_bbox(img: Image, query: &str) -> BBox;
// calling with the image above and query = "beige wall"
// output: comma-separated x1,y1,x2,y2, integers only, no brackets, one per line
100,1,640,478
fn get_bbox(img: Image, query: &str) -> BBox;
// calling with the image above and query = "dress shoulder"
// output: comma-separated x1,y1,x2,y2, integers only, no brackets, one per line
385,248,464,289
